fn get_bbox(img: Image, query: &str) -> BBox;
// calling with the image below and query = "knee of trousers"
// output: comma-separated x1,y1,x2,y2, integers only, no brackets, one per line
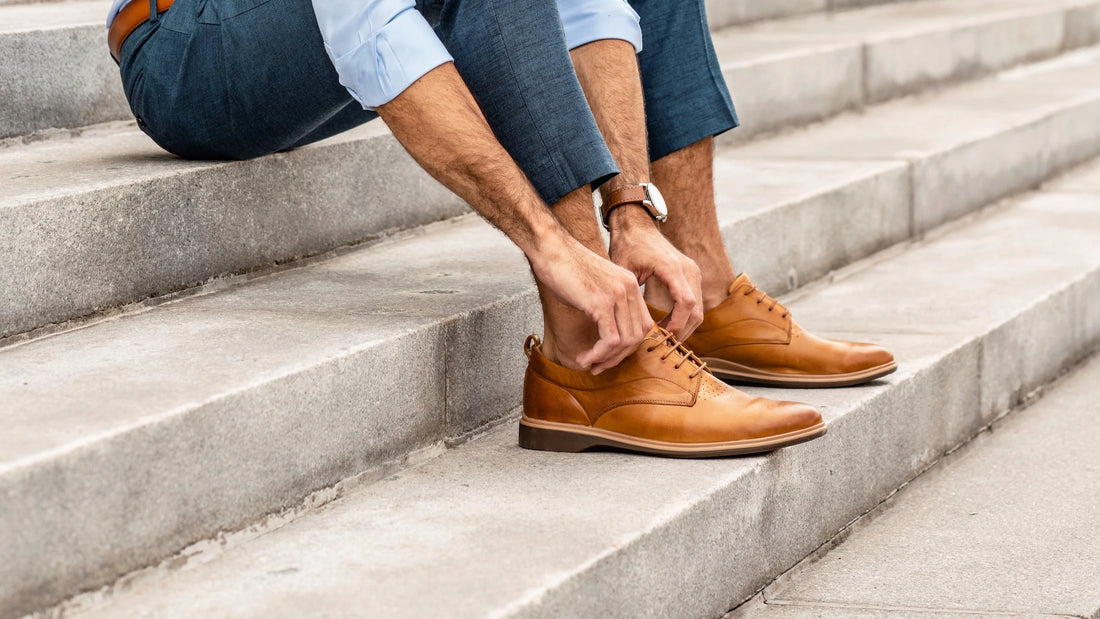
438,0,620,206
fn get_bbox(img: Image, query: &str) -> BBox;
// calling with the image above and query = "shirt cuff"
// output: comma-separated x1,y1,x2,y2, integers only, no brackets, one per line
558,0,643,53
326,7,453,110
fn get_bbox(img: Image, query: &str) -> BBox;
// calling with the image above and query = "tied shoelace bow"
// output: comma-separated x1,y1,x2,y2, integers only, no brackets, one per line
743,284,790,318
646,329,708,378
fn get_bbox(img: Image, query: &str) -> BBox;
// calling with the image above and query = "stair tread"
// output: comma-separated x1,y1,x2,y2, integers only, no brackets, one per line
736,47,1100,160
733,353,1100,617
0,121,385,209
67,173,1100,618
712,0,1081,60
0,0,107,33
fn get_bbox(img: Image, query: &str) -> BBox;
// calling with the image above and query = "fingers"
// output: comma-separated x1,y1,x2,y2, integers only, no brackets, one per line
593,283,651,374
576,307,621,372
579,273,652,374
655,260,704,340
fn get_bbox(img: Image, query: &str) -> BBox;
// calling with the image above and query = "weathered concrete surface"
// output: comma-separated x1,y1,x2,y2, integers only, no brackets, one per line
736,49,1100,234
56,185,1100,619
0,215,530,618
712,158,910,296
1045,148,1100,191
717,0,1100,140
0,122,467,339
0,153,913,618
706,0,826,30
731,354,1100,618
0,1,123,139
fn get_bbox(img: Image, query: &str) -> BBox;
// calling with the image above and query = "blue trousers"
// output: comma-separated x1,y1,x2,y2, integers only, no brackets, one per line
119,0,738,206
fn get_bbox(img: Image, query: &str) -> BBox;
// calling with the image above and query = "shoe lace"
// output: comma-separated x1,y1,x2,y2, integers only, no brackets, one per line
743,284,789,318
646,329,708,379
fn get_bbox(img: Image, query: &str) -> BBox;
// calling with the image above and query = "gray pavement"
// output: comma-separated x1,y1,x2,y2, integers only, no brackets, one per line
729,354,1100,618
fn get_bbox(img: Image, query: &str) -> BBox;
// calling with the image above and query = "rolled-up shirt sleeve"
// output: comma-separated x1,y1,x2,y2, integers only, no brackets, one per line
557,0,643,53
311,0,453,110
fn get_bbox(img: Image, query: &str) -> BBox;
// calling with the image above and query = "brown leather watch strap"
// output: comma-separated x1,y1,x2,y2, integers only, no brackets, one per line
601,185,652,229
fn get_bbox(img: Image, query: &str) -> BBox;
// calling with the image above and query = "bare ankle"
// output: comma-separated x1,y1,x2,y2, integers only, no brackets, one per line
702,279,733,311
539,335,586,371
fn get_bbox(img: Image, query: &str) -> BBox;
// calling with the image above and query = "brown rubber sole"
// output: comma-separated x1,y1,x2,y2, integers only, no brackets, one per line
518,417,827,458
704,358,898,388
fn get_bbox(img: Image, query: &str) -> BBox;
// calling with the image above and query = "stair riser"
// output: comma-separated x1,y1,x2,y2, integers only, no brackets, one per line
724,5,1100,142
714,160,911,296
864,10,1068,104
723,45,864,142
0,26,128,140
0,133,467,340
705,0,824,30
1068,4,1100,48
514,252,1100,619
914,100,1100,233
0,324,450,618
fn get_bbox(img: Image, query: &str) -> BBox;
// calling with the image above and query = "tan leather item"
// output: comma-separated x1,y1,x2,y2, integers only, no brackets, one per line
109,0,174,62
600,185,664,229
652,273,896,388
519,326,825,457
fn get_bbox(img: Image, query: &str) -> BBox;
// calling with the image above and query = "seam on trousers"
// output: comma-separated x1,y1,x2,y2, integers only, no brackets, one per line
698,1,738,131
487,0,572,196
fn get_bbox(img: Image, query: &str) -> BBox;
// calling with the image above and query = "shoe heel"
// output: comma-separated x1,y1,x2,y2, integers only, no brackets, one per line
519,420,602,453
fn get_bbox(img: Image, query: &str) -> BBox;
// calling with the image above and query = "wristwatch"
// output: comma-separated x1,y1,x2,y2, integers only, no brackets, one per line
600,183,669,230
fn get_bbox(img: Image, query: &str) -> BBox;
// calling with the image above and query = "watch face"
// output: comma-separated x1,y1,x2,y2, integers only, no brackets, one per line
644,183,669,220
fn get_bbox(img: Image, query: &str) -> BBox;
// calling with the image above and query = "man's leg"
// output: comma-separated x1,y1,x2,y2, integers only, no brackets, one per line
650,137,737,311
631,0,896,388
627,0,739,312
432,0,659,372
566,37,705,339
533,187,627,372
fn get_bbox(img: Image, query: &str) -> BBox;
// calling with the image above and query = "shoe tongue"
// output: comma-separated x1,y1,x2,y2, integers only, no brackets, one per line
644,325,670,345
728,273,754,295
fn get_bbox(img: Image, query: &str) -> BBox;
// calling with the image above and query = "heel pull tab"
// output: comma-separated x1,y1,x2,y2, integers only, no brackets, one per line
524,334,541,359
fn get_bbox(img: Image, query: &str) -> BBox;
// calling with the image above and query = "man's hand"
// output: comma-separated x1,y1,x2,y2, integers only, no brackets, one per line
607,206,703,340
529,233,654,374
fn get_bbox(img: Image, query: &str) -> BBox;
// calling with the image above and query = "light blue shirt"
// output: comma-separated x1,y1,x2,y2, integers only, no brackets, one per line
107,0,641,110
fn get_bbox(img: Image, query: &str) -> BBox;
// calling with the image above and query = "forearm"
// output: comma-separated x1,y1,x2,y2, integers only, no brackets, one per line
376,63,565,259
570,40,651,209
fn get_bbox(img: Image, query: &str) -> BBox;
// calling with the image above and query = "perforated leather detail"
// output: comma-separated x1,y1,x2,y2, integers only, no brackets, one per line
697,373,727,400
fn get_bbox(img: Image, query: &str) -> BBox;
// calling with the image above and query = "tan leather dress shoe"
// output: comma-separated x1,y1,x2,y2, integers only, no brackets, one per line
652,273,896,388
519,326,826,457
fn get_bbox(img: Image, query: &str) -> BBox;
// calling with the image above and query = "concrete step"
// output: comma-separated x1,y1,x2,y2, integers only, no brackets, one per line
49,166,1100,619
6,28,1100,342
729,353,1100,618
0,0,125,138
0,148,908,619
717,0,1100,141
6,49,1100,616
